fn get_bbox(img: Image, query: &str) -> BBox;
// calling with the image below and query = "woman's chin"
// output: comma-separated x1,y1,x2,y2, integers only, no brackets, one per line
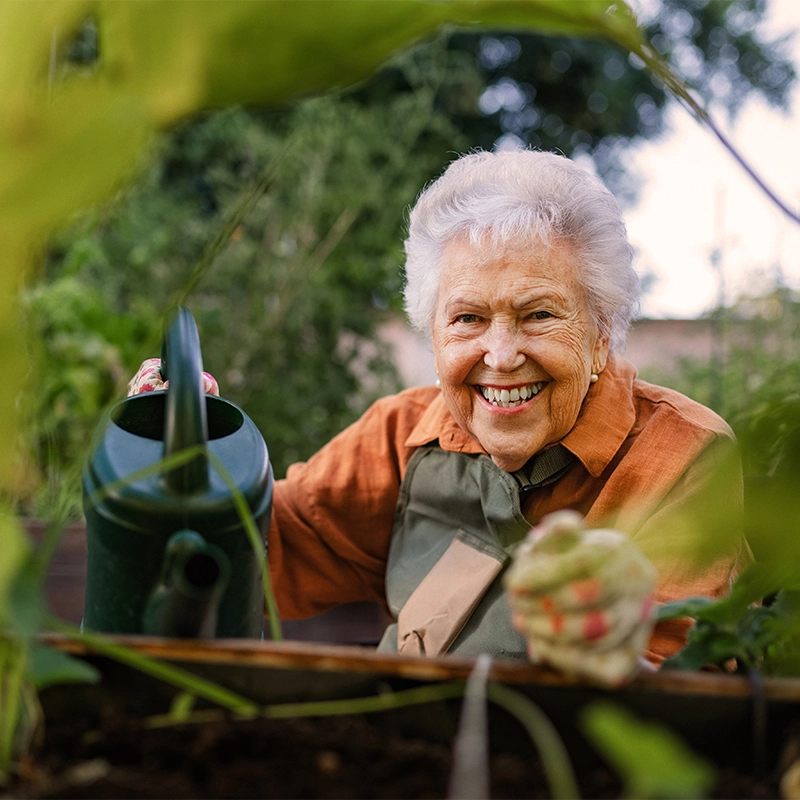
489,451,533,473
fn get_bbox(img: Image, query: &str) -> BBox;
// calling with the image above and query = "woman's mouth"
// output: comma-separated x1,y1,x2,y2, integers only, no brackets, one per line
478,382,546,409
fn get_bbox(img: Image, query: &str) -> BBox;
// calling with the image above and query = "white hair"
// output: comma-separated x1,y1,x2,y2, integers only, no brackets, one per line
402,150,639,352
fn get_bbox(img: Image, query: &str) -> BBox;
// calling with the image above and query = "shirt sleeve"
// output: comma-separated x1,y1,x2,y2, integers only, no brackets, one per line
631,435,752,664
266,389,434,620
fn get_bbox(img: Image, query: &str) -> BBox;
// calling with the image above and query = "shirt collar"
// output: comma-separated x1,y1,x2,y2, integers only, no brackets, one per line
405,392,487,454
560,354,637,477
404,353,637,475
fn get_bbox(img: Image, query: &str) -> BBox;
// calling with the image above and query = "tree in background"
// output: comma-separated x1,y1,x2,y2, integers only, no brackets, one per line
636,287,800,565
22,39,473,506
362,0,795,195
20,0,796,514
637,287,800,479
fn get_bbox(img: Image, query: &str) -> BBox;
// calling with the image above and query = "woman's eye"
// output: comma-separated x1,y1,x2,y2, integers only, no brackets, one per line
530,310,552,320
455,313,481,324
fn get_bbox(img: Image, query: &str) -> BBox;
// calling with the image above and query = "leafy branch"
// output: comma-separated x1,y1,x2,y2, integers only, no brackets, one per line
657,587,800,675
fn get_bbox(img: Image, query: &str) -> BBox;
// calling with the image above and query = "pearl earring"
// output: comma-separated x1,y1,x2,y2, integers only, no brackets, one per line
435,378,441,389
590,373,599,383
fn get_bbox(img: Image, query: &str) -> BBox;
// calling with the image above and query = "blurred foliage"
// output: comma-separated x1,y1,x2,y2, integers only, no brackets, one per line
582,702,717,799
19,0,795,518
639,288,800,476
658,589,800,676
22,277,148,494
1,0,681,777
21,66,472,511
638,288,800,562
642,289,800,674
422,0,796,196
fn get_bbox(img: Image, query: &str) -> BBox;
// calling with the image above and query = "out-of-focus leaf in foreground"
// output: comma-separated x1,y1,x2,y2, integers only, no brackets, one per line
0,515,31,629
0,0,657,498
582,702,717,800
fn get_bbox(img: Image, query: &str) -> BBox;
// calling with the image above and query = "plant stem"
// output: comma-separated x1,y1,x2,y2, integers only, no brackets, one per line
262,681,466,719
629,41,800,227
142,680,466,729
206,450,282,641
487,682,581,800
48,619,259,715
84,445,208,512
139,668,579,800
0,637,27,783
112,652,578,800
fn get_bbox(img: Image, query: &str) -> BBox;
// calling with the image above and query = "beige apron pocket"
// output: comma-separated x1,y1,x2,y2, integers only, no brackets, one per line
397,536,505,656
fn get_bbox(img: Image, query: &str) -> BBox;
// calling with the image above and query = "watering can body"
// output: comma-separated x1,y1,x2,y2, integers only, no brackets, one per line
82,307,272,638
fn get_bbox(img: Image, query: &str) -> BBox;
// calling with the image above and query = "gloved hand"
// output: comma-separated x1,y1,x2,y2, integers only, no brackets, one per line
127,357,220,397
504,510,657,686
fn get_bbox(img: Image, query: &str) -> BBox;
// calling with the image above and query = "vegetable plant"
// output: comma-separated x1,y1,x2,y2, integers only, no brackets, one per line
657,587,800,676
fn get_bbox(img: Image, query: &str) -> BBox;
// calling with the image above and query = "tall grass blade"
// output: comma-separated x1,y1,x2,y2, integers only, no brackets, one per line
49,619,259,715
206,450,282,641
487,682,580,800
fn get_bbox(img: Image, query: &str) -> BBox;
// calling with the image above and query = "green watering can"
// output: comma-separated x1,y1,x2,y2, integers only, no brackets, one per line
82,307,272,638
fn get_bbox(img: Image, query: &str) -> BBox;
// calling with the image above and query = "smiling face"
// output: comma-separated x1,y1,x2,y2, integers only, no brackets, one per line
431,236,610,472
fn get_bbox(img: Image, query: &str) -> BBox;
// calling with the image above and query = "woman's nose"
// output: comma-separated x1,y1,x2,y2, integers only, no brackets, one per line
483,326,526,372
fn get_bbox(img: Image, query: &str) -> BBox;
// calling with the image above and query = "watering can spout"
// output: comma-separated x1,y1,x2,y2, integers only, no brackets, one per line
142,530,232,638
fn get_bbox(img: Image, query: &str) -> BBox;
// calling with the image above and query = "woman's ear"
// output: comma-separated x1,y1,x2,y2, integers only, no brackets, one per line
591,333,610,375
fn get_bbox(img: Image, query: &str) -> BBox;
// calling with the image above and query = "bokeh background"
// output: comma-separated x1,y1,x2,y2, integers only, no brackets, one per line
13,0,800,530
627,0,799,319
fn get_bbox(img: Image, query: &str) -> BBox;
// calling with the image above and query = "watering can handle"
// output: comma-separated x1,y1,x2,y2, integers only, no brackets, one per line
160,306,209,495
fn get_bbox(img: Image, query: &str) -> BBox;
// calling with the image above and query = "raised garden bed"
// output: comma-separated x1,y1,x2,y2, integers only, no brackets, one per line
9,635,800,798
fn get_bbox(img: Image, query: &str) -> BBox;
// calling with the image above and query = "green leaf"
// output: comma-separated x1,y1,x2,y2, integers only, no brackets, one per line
168,691,197,723
0,513,32,629
7,555,47,638
97,1,649,122
581,702,717,800
735,606,776,647
657,564,790,629
704,630,745,665
661,638,721,672
706,564,799,622
760,591,800,676
26,642,100,691
769,590,800,619
1,87,150,240
656,596,716,623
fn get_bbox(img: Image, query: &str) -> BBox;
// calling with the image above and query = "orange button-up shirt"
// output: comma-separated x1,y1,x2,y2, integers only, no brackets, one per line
268,354,751,662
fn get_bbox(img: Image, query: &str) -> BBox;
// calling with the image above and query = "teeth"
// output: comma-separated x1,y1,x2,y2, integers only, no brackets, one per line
480,383,543,408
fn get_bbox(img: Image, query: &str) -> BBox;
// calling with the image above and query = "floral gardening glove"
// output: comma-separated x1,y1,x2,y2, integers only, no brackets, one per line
504,510,657,686
127,357,220,397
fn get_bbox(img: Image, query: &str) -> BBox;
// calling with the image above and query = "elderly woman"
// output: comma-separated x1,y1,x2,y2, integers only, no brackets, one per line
131,150,750,679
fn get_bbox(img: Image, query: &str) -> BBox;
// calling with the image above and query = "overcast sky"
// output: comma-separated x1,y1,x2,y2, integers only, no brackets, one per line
625,0,800,319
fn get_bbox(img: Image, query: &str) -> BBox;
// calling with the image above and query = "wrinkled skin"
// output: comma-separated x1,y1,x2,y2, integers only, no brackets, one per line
431,236,609,472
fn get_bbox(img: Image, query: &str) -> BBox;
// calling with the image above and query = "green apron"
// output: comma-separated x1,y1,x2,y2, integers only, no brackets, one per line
377,443,573,659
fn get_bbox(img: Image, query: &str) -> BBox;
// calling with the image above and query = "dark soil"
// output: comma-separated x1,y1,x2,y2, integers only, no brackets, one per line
8,710,781,799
